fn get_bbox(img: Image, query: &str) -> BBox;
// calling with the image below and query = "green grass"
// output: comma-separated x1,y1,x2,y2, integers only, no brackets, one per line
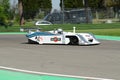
0,26,20,32
68,29,120,36
35,23,120,30
0,23,120,36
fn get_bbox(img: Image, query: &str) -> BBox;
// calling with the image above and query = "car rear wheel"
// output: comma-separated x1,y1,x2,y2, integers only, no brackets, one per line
66,36,79,45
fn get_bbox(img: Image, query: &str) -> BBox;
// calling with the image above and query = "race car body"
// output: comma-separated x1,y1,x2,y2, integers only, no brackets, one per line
26,28,100,45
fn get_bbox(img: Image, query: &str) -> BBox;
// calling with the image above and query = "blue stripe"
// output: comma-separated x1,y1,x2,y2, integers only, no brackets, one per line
26,32,55,38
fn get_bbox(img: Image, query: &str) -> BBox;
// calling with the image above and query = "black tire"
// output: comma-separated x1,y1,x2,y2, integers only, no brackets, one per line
66,36,79,45
70,37,78,45
28,39,37,44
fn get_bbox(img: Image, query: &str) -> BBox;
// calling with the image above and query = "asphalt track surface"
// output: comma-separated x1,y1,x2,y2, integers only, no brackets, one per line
0,34,120,80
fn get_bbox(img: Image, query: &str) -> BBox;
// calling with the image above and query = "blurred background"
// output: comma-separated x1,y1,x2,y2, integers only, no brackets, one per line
0,0,120,31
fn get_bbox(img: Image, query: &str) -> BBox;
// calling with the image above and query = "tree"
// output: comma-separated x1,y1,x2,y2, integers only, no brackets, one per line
60,0,84,9
111,0,120,18
0,0,10,27
88,0,100,9
18,0,52,26
60,0,105,9
0,5,7,25
22,0,52,19
18,0,24,26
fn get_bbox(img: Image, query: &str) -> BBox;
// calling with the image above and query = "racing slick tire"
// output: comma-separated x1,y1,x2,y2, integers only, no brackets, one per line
28,39,37,44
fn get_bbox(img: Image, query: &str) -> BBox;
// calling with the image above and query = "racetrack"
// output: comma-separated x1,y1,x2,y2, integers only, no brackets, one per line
0,34,120,80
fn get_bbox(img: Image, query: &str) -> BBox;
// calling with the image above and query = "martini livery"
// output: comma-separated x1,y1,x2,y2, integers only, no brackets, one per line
26,28,100,45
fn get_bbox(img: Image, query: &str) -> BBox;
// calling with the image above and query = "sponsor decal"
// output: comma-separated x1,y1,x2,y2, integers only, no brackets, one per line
37,36,43,41
85,35,90,37
51,37,61,42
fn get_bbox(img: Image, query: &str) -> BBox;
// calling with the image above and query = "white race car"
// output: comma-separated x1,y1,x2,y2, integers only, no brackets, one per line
26,28,100,45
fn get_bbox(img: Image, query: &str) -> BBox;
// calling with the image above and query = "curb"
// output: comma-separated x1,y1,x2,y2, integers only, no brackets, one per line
96,35,120,41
